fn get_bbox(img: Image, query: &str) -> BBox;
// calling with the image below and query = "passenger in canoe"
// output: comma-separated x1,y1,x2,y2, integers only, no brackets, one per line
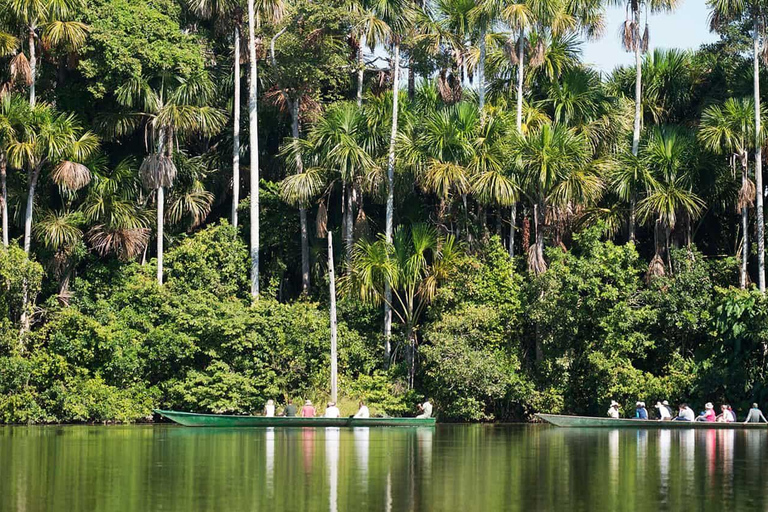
674,403,695,421
744,403,768,423
695,402,716,422
354,401,370,418
654,401,673,420
416,399,433,419
607,400,620,418
324,402,340,418
264,399,275,417
717,405,736,423
283,399,298,417
635,402,648,419
301,400,316,418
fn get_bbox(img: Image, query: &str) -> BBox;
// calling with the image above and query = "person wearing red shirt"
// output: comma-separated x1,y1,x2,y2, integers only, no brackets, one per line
301,400,316,418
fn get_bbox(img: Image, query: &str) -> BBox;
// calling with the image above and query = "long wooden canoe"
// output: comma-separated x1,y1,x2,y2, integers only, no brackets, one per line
536,413,768,429
154,409,436,427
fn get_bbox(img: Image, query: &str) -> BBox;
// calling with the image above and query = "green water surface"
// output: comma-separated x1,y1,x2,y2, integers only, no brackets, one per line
1,424,768,511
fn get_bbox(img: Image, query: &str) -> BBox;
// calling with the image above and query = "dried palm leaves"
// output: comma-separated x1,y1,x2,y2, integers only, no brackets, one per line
316,201,328,238
52,161,92,191
645,253,666,283
10,53,32,86
140,153,177,189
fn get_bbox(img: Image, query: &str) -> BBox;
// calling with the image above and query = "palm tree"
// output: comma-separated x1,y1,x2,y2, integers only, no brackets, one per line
612,0,680,242
638,125,705,272
399,102,475,230
107,71,226,284
370,0,413,355
33,208,83,302
699,98,765,288
0,94,31,248
311,103,376,263
2,0,89,106
345,223,461,384
186,0,245,230
6,103,98,254
511,122,599,273
246,0,286,298
708,0,768,291
82,158,151,262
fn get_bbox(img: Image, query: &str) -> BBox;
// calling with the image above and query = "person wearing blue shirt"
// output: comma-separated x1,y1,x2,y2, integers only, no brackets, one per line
635,401,648,419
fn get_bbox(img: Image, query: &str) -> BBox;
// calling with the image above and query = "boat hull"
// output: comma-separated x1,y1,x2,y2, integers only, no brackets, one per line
154,409,436,427
536,413,768,429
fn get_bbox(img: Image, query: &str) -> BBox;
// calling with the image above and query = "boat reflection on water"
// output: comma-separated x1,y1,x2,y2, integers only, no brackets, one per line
6,423,768,512
353,427,369,485
266,427,275,500
325,428,340,512
658,429,671,499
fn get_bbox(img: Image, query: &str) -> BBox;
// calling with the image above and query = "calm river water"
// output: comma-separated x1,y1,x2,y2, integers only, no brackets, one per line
2,424,768,511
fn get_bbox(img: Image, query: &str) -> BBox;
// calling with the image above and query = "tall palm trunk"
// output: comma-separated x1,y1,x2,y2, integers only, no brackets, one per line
741,161,749,289
384,41,400,360
510,33,524,261
1,152,8,247
290,97,310,293
28,27,36,106
156,128,168,285
23,166,41,254
478,26,486,111
328,231,338,403
344,183,354,265
248,0,260,298
232,26,241,228
357,31,367,107
515,33,524,132
509,204,515,259
754,18,765,292
629,7,642,243
156,185,165,284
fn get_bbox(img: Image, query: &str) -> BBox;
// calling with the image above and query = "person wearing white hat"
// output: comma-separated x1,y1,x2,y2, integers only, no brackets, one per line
264,399,275,417
607,400,620,419
654,401,672,420
324,401,340,418
695,402,716,422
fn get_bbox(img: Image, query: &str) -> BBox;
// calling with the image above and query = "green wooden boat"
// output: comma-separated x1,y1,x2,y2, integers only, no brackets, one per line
154,409,436,427
537,413,768,429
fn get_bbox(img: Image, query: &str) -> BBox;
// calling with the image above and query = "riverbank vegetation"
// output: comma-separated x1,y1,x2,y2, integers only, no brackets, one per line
2,0,768,423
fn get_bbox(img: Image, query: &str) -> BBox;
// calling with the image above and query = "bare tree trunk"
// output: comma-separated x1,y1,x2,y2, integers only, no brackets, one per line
28,28,36,106
23,167,41,254
512,33,524,265
384,41,400,360
536,201,545,264
407,328,416,389
742,204,749,289
345,183,354,265
754,18,765,292
509,202,517,255
328,231,338,403
290,97,310,293
629,7,643,243
157,185,164,284
478,26,486,110
1,152,8,248
232,26,241,228
248,0,260,298
515,32,524,132
357,31,367,107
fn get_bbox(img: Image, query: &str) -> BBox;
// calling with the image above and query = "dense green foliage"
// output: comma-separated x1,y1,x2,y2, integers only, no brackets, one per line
4,0,768,422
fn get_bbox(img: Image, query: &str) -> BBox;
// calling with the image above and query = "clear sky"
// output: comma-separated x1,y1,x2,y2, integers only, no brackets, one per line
582,0,720,73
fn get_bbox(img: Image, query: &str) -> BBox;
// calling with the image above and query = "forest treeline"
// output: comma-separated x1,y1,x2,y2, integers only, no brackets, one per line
2,0,768,422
